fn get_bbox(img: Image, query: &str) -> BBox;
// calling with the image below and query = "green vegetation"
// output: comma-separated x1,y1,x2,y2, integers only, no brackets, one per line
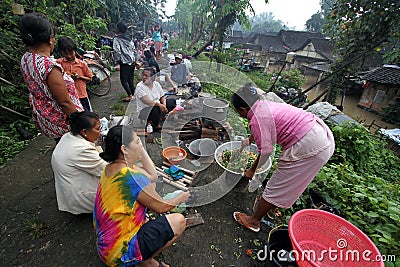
324,0,400,103
24,217,49,240
112,102,126,116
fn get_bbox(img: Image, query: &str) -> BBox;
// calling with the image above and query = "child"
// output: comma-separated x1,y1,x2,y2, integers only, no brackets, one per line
152,25,162,60
162,36,169,53
56,36,93,111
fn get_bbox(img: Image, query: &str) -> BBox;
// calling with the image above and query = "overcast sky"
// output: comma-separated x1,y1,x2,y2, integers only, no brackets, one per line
162,0,321,30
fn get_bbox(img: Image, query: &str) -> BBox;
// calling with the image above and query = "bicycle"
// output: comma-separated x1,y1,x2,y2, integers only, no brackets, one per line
82,51,112,96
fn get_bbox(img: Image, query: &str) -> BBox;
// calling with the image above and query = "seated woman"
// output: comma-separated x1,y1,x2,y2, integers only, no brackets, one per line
142,49,160,73
94,125,190,267
51,111,107,215
135,67,176,129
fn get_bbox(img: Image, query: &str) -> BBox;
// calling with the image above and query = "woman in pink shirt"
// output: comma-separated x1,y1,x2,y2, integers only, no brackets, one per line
232,85,335,232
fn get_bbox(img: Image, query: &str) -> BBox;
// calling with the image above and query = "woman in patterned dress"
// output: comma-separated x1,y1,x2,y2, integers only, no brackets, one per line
19,12,83,141
94,125,190,267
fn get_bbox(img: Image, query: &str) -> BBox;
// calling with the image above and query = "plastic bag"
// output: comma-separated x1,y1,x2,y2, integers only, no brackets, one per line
163,190,186,213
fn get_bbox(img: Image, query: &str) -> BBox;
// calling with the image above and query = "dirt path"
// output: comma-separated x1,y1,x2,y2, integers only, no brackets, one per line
0,68,278,266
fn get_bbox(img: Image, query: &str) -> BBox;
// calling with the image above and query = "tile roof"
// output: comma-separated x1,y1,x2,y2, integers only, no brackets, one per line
363,65,400,85
278,30,324,51
225,35,254,44
251,34,287,53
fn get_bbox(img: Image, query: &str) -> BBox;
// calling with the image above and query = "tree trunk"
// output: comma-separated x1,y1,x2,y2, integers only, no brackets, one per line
192,36,213,58
188,18,204,51
188,29,204,51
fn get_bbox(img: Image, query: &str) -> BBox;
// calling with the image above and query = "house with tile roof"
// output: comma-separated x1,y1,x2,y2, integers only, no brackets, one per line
223,30,334,72
358,65,400,114
277,30,325,51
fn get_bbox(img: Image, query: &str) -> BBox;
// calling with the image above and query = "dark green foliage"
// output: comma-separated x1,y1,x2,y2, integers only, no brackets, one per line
382,101,400,125
324,0,400,104
328,121,400,182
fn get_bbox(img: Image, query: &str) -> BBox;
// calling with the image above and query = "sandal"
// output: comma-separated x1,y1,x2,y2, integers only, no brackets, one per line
233,212,260,233
122,96,134,102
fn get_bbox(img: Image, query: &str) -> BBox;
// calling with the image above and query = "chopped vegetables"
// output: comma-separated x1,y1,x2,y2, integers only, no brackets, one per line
219,148,257,173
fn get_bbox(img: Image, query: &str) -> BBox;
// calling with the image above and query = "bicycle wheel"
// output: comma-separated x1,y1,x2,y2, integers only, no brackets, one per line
87,63,111,96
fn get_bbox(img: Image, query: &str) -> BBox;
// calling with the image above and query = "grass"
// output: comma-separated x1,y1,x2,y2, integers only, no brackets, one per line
24,218,48,239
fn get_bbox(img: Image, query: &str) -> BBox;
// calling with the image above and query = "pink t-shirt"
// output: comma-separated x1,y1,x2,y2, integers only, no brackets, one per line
21,52,83,138
248,100,316,155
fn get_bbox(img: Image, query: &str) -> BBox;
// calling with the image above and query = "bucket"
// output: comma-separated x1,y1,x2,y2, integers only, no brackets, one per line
268,227,297,267
203,98,229,123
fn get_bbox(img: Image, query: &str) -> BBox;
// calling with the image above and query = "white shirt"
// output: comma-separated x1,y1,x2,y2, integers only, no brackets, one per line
51,132,107,214
135,80,165,112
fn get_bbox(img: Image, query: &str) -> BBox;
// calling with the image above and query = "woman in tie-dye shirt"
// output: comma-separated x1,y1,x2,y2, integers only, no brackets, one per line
94,125,190,267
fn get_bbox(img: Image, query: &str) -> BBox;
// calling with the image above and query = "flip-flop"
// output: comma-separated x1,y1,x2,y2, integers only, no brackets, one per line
233,212,260,233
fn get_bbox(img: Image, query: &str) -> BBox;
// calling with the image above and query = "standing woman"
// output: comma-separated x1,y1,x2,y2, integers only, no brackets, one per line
19,12,83,141
231,85,335,232
94,125,190,267
113,21,137,102
152,25,162,60
52,111,107,215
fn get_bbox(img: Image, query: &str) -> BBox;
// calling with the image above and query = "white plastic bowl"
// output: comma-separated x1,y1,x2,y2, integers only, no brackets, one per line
214,141,273,175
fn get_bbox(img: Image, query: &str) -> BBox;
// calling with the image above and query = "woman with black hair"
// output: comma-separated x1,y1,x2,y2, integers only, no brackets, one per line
135,67,176,129
113,21,137,102
19,12,83,141
51,111,107,215
143,49,160,73
94,125,190,267
231,85,335,233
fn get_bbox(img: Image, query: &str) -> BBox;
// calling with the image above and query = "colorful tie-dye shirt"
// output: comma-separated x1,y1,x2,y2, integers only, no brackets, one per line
93,166,150,266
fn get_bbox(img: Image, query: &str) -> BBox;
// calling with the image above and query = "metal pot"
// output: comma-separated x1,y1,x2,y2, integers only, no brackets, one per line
203,98,229,123
214,141,273,175
185,138,218,157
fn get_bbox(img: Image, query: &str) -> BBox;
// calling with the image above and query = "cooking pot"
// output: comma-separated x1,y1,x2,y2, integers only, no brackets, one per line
186,138,218,157
214,141,273,175
203,98,229,123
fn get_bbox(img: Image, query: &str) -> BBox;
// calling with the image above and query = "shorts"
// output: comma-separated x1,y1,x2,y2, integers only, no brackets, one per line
137,215,174,260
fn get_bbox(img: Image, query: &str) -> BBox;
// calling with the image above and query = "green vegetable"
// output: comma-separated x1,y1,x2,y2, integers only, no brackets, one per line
220,149,257,172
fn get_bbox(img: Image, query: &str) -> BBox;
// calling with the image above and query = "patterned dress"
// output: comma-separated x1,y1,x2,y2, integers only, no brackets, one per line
20,52,83,138
93,166,151,266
